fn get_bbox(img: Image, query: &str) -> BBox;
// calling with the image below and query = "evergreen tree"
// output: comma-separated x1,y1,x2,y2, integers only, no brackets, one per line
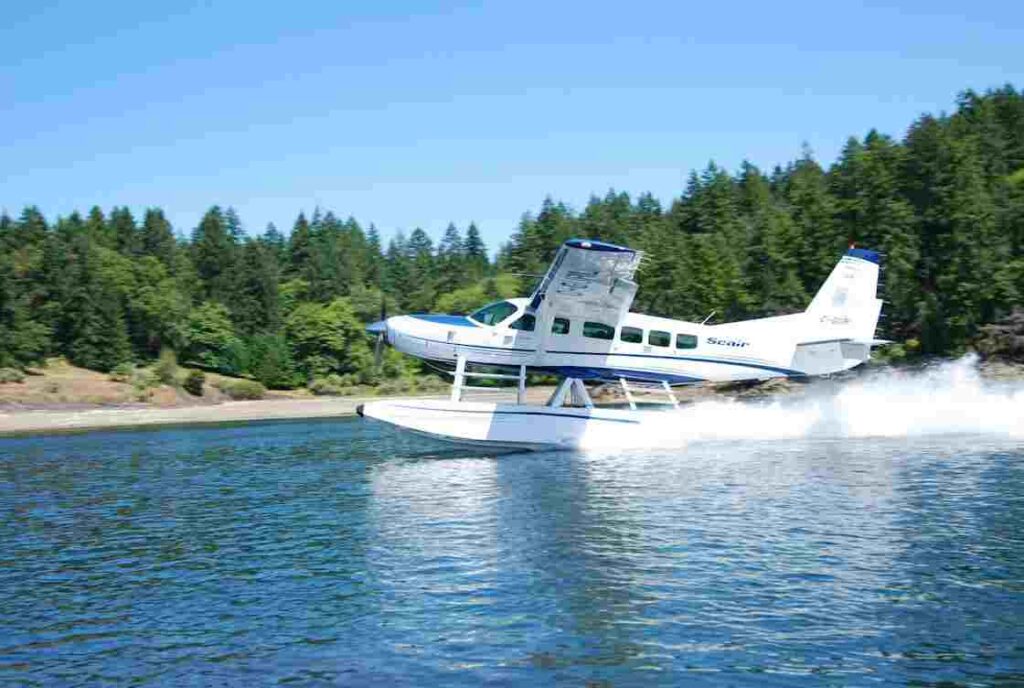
61,232,131,371
737,163,807,313
234,240,282,335
109,206,138,255
192,206,239,305
436,222,466,294
365,223,384,288
463,222,489,280
779,149,843,292
140,208,177,266
0,248,50,366
405,228,437,312
288,212,313,278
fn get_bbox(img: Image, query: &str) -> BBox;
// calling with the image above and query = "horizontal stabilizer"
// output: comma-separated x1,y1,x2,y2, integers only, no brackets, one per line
796,337,892,347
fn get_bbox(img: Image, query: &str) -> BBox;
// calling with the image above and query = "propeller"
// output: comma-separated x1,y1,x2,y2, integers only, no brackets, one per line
366,293,388,371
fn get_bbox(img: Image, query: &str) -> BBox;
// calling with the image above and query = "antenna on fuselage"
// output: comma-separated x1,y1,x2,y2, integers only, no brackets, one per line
701,310,716,325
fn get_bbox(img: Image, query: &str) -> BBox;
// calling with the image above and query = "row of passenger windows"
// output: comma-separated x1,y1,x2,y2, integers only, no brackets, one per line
473,302,699,350
549,318,698,349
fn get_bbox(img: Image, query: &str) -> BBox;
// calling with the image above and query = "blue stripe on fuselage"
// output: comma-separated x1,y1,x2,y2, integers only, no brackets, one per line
541,366,704,384
403,334,802,380
545,350,801,377
409,314,479,327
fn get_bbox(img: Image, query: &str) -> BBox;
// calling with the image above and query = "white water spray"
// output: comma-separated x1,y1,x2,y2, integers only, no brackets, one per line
583,356,1024,449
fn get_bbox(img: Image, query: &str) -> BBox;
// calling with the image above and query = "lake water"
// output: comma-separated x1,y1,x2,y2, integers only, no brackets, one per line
2,410,1023,686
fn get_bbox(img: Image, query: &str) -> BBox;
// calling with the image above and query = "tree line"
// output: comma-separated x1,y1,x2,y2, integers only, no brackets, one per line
500,85,1024,357
1,85,1022,388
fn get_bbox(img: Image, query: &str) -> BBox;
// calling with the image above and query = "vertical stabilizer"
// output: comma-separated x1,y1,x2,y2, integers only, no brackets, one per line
805,248,884,342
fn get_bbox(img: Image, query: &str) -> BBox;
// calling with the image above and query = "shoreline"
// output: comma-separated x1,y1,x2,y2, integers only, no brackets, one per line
3,358,1021,438
0,395,447,437
0,387,560,438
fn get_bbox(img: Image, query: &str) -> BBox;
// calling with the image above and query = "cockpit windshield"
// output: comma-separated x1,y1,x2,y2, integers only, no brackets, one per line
468,300,519,326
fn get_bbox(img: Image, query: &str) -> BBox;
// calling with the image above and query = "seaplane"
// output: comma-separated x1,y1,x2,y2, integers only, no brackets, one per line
358,239,886,450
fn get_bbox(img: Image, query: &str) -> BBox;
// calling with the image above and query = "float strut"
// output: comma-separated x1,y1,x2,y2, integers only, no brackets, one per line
517,364,527,405
620,377,637,411
662,380,680,408
547,377,573,408
571,378,594,409
451,353,466,403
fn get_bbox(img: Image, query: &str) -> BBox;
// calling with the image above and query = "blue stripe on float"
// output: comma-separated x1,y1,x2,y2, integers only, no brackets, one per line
392,404,641,424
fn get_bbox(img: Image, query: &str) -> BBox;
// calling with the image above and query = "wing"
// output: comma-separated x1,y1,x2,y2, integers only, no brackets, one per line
527,239,643,326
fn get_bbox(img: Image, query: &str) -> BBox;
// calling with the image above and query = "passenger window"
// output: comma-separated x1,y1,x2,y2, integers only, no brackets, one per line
582,322,615,340
676,333,698,350
620,326,642,343
510,314,535,331
552,317,570,335
649,330,671,347
469,300,518,326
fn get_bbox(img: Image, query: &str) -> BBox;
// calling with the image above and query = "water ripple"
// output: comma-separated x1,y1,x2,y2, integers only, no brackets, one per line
1,420,1023,685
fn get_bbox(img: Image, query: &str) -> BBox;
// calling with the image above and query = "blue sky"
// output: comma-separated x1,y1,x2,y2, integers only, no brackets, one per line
2,0,1022,251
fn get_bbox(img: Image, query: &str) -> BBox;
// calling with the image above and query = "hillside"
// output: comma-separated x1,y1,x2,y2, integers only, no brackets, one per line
2,86,1023,389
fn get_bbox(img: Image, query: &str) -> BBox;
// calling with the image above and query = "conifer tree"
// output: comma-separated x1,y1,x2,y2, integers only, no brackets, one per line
288,212,313,278
436,222,466,294
192,206,239,305
463,222,489,280
405,228,437,312
140,208,177,267
365,223,384,288
110,207,138,256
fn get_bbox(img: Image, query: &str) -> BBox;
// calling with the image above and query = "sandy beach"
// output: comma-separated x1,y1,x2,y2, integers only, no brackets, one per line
0,396,437,436
0,387,565,437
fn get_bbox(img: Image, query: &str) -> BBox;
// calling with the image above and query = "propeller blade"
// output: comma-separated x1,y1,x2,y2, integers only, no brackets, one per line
374,332,384,370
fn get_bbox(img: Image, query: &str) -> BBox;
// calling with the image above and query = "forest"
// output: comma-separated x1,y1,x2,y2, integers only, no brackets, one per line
2,86,1023,391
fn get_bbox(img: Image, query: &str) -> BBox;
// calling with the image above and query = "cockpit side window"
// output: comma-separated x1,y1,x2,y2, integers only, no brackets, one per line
469,301,518,326
509,314,536,331
552,317,570,335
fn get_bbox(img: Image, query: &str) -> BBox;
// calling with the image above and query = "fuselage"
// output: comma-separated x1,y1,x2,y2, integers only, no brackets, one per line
381,298,862,385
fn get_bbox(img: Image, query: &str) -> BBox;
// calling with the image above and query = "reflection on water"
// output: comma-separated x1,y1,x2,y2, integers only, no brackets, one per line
1,420,1023,686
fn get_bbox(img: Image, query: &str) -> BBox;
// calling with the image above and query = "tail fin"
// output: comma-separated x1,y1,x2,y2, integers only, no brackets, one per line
805,248,883,342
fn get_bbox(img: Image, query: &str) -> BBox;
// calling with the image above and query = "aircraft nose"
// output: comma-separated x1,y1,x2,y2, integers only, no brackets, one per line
366,319,387,335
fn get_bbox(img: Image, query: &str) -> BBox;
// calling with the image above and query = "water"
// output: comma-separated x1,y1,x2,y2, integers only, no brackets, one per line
1,362,1023,686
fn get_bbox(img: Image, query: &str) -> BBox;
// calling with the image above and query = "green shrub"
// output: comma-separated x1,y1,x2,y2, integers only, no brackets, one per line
219,379,266,400
377,379,411,396
108,362,134,382
183,370,205,397
247,333,299,389
0,368,25,383
131,368,160,391
155,349,179,385
309,374,362,396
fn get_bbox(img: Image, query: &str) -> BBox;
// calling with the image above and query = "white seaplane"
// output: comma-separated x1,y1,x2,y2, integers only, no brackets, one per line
358,239,886,450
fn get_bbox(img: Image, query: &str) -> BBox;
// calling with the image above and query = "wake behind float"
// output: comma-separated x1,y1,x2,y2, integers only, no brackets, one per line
358,238,889,450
